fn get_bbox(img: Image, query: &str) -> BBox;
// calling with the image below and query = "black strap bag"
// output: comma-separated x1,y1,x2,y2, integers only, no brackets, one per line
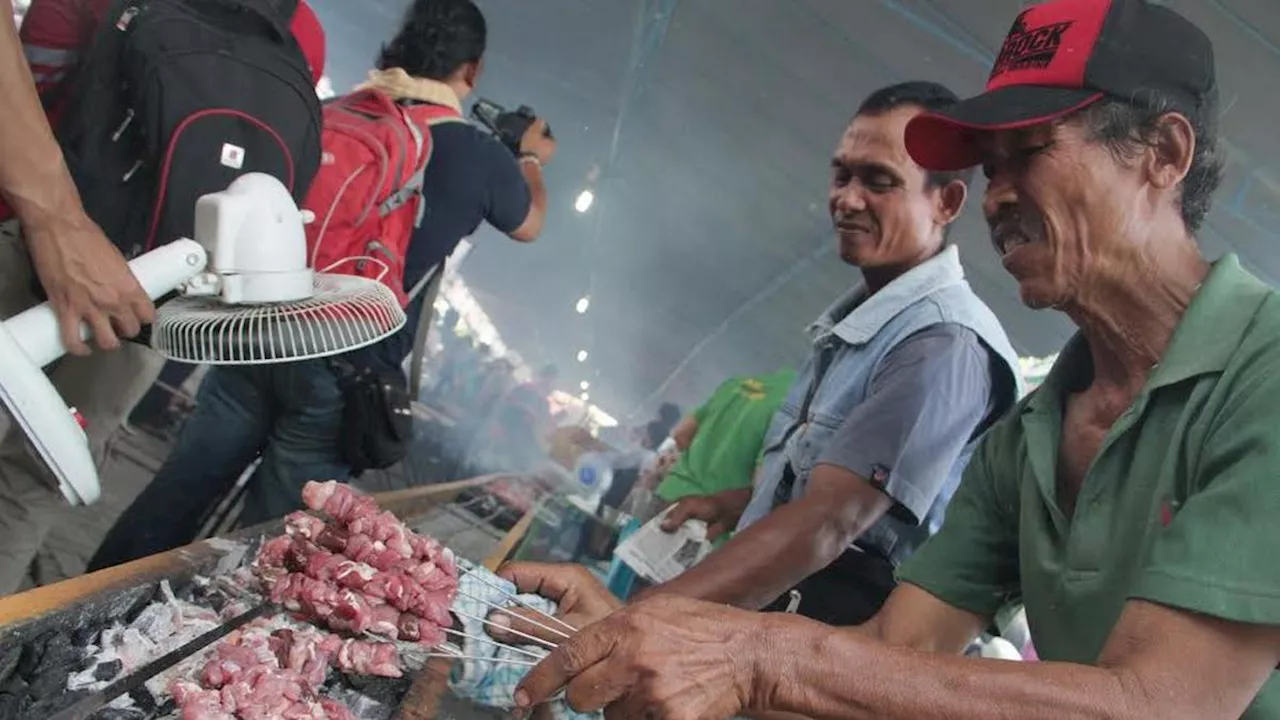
330,360,414,473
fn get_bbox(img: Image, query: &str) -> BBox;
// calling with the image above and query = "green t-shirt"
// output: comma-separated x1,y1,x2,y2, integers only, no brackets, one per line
656,370,795,503
898,255,1280,717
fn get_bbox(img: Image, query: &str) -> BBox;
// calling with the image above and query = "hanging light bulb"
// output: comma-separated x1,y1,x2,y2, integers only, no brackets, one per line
581,392,590,402
574,189,595,213
580,381,590,390
575,296,590,314
577,350,589,362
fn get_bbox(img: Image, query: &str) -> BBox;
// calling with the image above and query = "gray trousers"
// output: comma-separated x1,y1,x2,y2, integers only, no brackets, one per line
0,221,164,594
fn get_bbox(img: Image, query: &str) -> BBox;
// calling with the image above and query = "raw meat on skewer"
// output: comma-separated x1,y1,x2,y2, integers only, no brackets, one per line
255,483,458,652
174,619,365,719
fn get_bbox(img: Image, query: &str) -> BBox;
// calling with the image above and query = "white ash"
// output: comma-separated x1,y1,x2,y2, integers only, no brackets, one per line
68,581,220,694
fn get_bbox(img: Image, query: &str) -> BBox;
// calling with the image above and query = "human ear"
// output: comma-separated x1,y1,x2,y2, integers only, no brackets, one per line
1147,112,1195,190
935,179,968,227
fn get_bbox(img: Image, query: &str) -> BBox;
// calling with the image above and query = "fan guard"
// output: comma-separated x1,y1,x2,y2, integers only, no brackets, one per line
152,273,405,365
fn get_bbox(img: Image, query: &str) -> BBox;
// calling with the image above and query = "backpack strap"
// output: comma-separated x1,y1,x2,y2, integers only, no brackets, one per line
380,103,467,226
405,261,447,399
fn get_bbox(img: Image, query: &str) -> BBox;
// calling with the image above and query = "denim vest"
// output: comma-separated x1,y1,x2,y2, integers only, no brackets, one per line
738,246,1021,566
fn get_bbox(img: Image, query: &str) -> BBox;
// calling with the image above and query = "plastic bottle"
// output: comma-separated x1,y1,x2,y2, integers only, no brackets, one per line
573,452,614,510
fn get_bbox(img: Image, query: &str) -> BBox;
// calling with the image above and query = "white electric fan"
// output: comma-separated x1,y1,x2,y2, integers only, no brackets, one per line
0,173,406,507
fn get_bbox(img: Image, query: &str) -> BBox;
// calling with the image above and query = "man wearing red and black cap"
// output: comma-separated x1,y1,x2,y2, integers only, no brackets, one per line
487,2,1280,718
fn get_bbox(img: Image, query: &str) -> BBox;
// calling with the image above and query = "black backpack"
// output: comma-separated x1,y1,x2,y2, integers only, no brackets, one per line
54,0,323,258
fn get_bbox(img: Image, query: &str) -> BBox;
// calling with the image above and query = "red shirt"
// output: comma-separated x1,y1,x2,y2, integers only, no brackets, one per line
4,0,327,220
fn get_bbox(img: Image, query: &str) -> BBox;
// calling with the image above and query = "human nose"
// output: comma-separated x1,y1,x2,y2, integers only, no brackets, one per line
832,184,867,216
982,169,1018,223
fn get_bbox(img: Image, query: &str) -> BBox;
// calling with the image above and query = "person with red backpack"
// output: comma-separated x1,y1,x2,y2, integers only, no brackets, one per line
0,0,327,593
88,0,555,572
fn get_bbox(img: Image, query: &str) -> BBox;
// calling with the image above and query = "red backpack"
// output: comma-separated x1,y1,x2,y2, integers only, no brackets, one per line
303,89,463,307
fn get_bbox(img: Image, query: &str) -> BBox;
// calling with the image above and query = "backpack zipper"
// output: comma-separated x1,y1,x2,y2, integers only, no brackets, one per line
111,109,135,142
122,160,144,182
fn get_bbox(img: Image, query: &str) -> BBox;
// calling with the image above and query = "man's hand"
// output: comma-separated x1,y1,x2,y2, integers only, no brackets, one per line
23,210,154,355
490,562,621,645
520,119,557,166
661,487,752,539
515,595,760,719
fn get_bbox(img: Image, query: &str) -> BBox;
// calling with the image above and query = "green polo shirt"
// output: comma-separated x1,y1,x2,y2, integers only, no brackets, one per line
656,371,795,503
898,255,1280,716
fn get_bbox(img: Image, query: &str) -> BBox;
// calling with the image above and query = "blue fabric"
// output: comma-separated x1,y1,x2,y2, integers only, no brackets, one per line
88,361,351,571
738,246,1021,565
449,567,599,720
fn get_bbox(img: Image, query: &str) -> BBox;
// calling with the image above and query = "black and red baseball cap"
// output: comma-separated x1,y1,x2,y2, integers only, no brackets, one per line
904,0,1217,171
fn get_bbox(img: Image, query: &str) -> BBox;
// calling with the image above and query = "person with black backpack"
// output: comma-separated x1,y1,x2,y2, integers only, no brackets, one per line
0,0,326,593
88,0,556,572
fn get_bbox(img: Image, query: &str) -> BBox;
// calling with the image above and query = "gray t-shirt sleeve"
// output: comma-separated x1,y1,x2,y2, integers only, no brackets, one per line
817,324,996,526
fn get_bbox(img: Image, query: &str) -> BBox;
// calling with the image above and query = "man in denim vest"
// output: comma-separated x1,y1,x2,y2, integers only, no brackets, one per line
627,81,1022,626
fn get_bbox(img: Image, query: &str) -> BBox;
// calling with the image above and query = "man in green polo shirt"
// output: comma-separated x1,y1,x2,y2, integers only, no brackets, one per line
653,370,794,516
495,2,1280,718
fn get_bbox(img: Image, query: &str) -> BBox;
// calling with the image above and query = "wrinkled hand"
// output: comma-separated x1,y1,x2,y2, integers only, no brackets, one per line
490,562,621,646
661,488,750,540
23,210,153,354
520,119,557,166
515,595,760,719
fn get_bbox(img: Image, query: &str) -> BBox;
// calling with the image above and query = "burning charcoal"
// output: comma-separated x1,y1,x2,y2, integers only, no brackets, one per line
29,664,70,699
128,686,157,714
72,622,105,648
29,693,79,718
0,671,27,697
0,691,24,720
0,646,19,688
170,579,195,602
15,635,46,678
93,658,124,682
206,591,228,614
341,673,410,704
35,632,76,674
326,686,393,720
153,696,176,717
122,590,155,626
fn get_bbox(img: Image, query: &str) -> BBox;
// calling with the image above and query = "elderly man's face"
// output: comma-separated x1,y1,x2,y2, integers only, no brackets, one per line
829,106,964,269
978,118,1149,310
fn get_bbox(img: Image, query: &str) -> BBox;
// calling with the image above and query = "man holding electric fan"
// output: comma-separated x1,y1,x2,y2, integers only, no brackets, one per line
0,0,327,593
0,0,154,593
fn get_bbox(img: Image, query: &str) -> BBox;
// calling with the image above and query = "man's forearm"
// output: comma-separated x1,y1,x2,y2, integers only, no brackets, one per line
756,614,1136,720
517,159,547,238
671,415,698,450
0,4,82,228
643,499,865,609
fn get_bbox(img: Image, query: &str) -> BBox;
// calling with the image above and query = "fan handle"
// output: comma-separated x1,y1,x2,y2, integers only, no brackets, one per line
6,239,208,367
0,239,208,507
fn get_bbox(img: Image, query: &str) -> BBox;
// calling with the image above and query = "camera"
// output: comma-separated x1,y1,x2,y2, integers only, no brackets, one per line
470,99,553,157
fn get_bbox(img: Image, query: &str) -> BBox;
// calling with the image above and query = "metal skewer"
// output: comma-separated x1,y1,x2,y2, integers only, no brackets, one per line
454,588,573,642
452,608,559,650
443,628,548,661
455,557,579,635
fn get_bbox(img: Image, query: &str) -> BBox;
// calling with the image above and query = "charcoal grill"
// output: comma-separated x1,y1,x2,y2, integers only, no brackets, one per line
0,477,534,720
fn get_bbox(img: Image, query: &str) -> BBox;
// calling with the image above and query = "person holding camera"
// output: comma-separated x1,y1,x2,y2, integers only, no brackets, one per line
87,0,556,572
